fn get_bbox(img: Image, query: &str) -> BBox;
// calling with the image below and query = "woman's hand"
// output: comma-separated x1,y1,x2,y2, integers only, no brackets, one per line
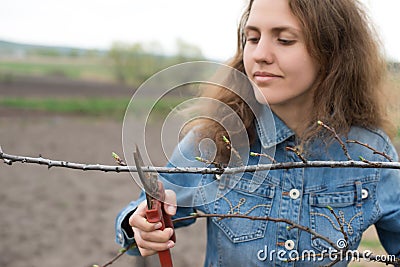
129,190,177,256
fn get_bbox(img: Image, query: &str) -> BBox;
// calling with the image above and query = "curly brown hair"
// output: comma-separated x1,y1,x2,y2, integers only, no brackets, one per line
183,0,392,164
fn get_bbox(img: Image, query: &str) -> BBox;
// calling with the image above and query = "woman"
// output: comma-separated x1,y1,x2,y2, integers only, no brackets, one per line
116,0,400,266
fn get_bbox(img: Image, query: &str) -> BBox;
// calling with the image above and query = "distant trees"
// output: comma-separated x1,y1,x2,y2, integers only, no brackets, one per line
0,39,207,86
388,61,400,73
107,39,205,88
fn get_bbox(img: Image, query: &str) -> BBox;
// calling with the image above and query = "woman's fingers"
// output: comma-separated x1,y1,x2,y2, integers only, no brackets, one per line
163,189,177,216
133,227,175,254
140,227,174,243
128,197,176,256
129,201,159,232
138,247,157,257
130,203,175,243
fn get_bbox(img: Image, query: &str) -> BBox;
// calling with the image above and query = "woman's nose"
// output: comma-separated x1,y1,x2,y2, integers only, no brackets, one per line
253,38,274,64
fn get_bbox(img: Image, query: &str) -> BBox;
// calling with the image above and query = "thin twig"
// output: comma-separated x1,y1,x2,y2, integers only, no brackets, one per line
172,212,339,250
317,121,352,160
358,252,400,265
358,156,383,167
323,257,341,267
250,151,277,163
327,206,348,245
112,152,127,166
95,242,137,267
279,250,400,266
222,135,243,166
0,146,12,165
347,140,393,162
286,146,307,163
195,156,224,169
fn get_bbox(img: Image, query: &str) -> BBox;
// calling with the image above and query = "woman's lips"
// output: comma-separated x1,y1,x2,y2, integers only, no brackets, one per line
253,71,282,84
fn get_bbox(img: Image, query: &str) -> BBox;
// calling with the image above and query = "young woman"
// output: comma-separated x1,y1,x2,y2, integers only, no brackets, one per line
115,0,400,266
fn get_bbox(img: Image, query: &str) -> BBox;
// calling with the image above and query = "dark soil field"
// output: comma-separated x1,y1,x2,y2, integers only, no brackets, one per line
0,77,206,267
0,76,394,267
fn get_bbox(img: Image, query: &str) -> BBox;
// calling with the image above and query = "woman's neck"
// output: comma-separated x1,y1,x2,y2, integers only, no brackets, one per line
271,103,312,137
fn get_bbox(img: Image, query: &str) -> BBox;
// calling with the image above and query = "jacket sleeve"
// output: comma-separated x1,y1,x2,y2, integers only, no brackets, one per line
375,140,400,258
114,130,203,255
114,193,145,256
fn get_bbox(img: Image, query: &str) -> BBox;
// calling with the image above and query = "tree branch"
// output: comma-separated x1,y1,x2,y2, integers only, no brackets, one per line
346,140,393,162
250,151,277,163
93,242,137,267
327,206,348,245
1,147,400,174
317,121,352,160
173,212,340,250
3,145,400,266
172,213,400,266
286,146,307,163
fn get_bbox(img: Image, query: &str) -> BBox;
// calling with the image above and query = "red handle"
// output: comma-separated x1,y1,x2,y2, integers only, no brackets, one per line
146,199,175,267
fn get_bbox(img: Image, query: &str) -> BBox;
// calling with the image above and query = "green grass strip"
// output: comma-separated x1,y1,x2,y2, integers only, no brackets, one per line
0,97,185,118
0,97,128,115
0,60,113,81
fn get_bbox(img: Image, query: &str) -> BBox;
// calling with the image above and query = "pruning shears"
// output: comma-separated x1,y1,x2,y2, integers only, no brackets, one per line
133,145,175,267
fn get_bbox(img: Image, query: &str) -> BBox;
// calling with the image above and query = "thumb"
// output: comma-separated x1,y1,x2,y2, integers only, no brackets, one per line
163,189,177,216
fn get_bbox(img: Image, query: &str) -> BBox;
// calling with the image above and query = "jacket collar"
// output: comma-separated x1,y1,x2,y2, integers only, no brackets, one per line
255,105,295,149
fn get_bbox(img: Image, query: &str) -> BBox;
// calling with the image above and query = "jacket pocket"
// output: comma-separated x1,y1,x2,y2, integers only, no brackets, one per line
212,174,275,243
309,189,363,251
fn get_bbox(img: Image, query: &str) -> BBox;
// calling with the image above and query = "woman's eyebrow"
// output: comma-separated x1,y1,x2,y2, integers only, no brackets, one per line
244,25,260,33
245,24,301,35
271,26,301,35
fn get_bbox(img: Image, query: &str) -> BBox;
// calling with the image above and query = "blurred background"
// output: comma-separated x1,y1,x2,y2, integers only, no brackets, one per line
0,0,399,266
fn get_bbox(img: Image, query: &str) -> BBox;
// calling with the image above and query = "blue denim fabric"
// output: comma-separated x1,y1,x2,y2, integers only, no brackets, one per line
115,106,400,266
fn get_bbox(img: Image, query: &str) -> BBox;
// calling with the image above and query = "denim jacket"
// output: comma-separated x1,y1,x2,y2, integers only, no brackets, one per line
115,107,400,266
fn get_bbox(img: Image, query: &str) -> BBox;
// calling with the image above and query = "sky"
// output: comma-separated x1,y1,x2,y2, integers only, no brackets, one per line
1,0,399,62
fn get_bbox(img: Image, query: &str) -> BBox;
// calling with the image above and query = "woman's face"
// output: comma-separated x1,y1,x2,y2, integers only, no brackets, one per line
243,0,319,114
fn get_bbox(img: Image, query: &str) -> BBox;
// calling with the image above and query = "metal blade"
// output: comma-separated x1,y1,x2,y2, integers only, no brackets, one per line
133,145,153,209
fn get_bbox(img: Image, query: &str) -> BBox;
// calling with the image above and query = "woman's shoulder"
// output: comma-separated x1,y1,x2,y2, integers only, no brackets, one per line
168,126,213,168
349,126,385,140
348,126,398,160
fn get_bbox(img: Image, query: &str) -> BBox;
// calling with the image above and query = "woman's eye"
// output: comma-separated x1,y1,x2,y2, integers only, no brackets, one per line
246,37,259,43
278,38,295,45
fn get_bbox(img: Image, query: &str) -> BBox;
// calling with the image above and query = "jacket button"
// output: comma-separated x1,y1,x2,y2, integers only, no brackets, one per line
285,240,295,250
289,189,300,200
362,189,369,199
